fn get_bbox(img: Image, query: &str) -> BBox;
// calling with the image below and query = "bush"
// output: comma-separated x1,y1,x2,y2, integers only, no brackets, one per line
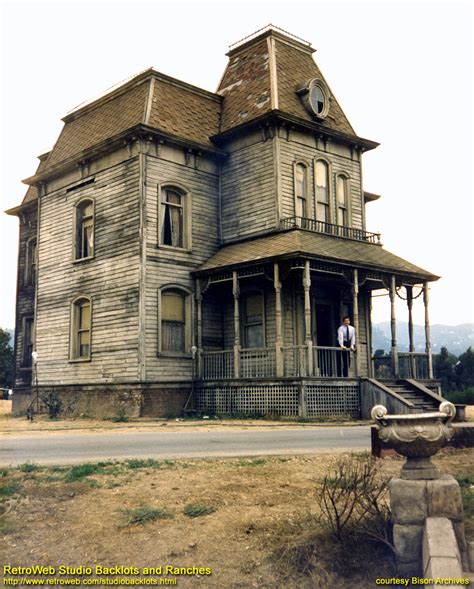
183,503,216,518
121,506,174,526
444,387,474,405
316,454,393,550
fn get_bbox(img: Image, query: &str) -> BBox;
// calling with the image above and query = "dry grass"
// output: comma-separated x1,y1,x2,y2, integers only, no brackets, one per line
1,448,473,588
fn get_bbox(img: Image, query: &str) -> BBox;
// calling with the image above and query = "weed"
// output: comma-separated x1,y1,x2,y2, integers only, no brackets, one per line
112,406,129,423
0,469,9,477
237,458,267,467
64,463,102,482
121,506,174,526
18,462,40,473
125,458,162,469
183,503,216,518
0,481,20,498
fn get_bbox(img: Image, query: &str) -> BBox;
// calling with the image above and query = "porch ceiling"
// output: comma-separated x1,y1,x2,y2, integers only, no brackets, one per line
195,228,439,281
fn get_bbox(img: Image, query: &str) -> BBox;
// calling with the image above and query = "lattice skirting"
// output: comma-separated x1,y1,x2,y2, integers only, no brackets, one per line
194,384,360,418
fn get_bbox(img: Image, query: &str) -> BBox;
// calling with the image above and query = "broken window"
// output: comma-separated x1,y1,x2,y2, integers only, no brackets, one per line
336,175,349,227
295,164,308,218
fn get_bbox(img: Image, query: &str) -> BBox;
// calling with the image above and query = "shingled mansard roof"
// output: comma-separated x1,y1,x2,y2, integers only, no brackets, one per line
195,228,439,281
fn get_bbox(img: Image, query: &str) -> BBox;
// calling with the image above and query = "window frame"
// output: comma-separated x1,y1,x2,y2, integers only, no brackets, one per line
158,285,193,356
293,161,311,220
73,198,95,263
70,295,92,362
240,290,266,349
157,183,192,252
314,158,332,225
20,315,35,370
24,237,37,286
335,173,352,228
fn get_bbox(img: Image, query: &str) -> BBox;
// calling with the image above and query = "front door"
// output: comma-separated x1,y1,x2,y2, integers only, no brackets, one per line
313,303,334,346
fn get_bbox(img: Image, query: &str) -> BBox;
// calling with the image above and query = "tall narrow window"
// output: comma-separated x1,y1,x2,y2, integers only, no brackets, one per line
71,297,91,360
161,289,187,353
336,175,349,227
25,238,37,285
22,317,34,368
295,164,308,218
315,160,330,223
75,200,94,259
242,293,264,348
160,188,184,248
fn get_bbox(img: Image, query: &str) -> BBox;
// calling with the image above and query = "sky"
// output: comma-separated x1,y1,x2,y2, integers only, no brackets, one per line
0,0,473,331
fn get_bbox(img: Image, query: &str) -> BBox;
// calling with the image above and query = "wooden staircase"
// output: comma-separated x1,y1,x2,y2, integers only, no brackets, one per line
381,379,441,412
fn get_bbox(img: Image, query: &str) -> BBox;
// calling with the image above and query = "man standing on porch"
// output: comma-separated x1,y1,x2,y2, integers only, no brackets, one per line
337,316,356,377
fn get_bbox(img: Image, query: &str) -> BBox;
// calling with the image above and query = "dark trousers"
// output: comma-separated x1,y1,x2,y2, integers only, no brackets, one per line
337,341,351,377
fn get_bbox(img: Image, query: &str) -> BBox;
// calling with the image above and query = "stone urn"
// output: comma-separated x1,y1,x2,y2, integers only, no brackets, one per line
371,402,456,480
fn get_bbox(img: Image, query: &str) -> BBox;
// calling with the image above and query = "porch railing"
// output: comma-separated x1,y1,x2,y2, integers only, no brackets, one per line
280,216,381,245
399,353,429,380
314,346,356,378
372,352,429,380
200,346,355,379
240,347,276,378
201,350,234,379
283,345,308,377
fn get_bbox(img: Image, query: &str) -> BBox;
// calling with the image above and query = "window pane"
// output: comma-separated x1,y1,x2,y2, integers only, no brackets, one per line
336,176,347,205
317,203,329,223
79,302,90,329
245,325,264,348
164,190,182,206
162,321,185,352
315,161,329,205
245,294,263,324
162,292,185,322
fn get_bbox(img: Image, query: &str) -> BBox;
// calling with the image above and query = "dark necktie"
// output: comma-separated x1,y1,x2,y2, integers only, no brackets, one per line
346,326,349,341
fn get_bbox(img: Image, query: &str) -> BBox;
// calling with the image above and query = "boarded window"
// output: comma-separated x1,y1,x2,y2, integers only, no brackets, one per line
315,161,329,223
243,293,264,348
161,189,184,248
75,200,94,259
295,164,307,218
336,175,348,227
161,290,186,352
22,317,34,368
71,298,91,359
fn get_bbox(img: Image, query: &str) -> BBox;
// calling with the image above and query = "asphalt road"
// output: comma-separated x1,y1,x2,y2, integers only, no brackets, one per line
0,425,372,466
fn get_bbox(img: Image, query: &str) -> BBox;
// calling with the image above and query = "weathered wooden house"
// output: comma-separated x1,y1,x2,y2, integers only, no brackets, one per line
7,26,443,419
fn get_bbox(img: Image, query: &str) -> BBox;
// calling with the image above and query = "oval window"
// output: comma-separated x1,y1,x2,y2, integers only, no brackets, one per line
310,84,325,115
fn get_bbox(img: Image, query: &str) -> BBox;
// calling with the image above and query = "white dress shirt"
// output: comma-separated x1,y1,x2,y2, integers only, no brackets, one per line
337,324,356,348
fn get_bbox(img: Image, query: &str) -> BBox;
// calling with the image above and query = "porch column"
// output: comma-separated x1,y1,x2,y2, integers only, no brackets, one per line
303,260,314,376
232,271,240,378
274,263,284,377
423,282,434,379
406,286,416,378
389,275,399,378
195,279,203,379
352,268,360,377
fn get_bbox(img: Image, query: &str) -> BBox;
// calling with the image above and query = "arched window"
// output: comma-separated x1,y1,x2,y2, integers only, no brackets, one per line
71,296,92,360
75,199,94,260
242,292,264,348
294,164,308,218
336,175,349,227
21,316,34,368
160,187,188,249
25,238,37,285
160,287,191,353
315,160,330,223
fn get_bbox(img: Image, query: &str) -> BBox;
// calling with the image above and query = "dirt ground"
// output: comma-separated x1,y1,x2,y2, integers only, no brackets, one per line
1,409,473,588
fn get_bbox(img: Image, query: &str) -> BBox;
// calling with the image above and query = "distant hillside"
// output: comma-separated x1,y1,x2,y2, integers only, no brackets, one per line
372,323,474,356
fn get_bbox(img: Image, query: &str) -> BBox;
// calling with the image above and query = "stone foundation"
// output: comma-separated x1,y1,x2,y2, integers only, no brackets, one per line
390,475,468,575
11,383,192,419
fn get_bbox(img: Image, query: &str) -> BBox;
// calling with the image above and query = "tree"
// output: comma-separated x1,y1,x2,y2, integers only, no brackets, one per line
455,347,474,390
0,328,14,395
434,347,458,392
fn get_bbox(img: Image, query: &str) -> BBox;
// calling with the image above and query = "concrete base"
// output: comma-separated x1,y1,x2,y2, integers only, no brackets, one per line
11,383,192,419
390,476,468,576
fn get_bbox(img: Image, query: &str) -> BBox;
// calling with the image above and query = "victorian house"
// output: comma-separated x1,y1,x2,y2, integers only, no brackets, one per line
7,26,443,419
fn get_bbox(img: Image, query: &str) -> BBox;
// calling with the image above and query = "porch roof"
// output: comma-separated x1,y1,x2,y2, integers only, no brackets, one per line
195,228,439,281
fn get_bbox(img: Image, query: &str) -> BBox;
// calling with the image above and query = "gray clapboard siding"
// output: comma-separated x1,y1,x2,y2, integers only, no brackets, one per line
221,139,276,242
35,157,142,385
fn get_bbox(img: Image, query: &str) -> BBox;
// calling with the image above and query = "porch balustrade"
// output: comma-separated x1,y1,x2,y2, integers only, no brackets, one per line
200,346,356,380
280,216,381,244
373,352,429,380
